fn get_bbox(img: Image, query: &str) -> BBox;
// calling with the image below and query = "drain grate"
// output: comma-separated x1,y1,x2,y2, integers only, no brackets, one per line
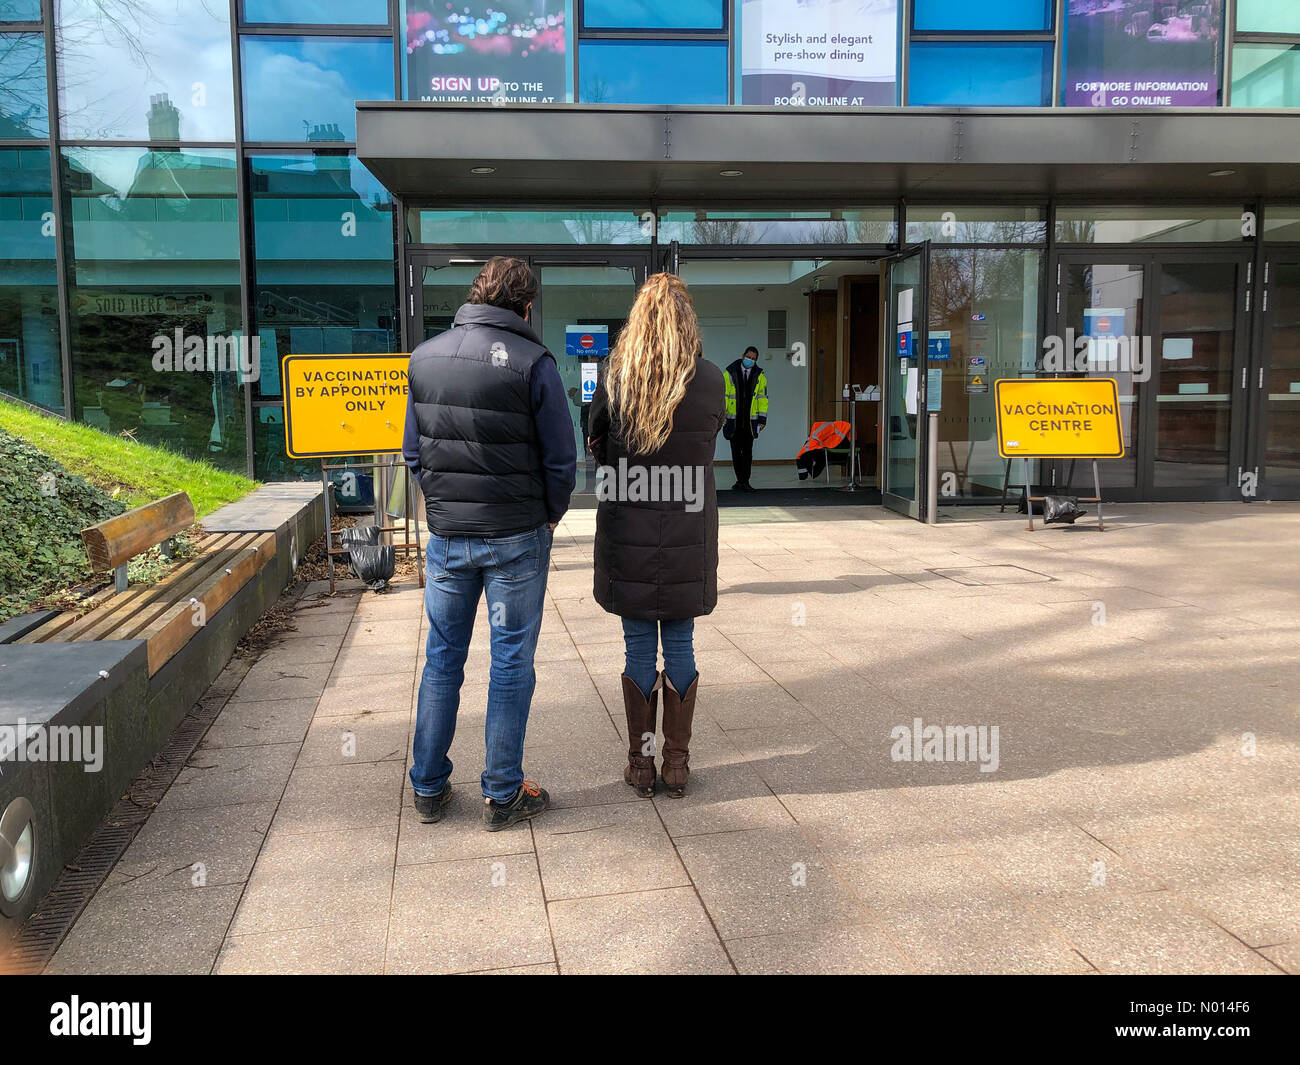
929,565,1056,586
1,658,251,975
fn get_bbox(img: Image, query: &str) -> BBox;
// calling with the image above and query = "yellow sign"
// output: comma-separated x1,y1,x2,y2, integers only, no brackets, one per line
282,354,411,458
995,378,1125,459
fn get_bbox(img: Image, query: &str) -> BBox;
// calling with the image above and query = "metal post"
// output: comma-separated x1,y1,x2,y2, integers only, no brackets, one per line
1092,458,1105,532
409,465,425,588
925,412,939,525
321,459,335,593
1024,457,1035,531
374,454,390,545
840,386,859,492
114,564,128,594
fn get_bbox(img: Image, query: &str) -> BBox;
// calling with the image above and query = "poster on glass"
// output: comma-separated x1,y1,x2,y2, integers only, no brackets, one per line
1063,0,1225,107
405,1,567,103
740,0,898,106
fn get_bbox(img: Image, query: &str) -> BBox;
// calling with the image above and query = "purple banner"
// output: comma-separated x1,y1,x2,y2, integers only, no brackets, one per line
1064,0,1225,108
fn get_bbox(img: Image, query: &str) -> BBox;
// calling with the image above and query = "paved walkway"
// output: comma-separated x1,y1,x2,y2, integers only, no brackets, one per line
45,503,1300,974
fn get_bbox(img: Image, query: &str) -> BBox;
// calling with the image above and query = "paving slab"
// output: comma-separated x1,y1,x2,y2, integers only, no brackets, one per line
533,801,689,900
386,855,553,974
215,920,389,975
727,923,914,975
548,886,733,975
48,885,243,975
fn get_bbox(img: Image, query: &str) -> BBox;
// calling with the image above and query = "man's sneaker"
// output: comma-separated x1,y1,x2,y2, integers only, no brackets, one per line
413,783,452,824
483,779,549,831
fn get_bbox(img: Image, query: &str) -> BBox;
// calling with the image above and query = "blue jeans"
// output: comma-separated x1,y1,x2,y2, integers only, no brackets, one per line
411,523,553,802
622,617,696,700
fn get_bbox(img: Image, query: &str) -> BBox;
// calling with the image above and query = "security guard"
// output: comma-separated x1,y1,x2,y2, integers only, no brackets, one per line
723,346,769,492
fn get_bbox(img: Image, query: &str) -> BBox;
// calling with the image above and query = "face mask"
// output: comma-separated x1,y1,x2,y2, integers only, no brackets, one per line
742,357,756,369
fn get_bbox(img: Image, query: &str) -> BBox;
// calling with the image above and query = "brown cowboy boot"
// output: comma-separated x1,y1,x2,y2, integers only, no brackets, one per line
621,674,659,797
660,673,698,798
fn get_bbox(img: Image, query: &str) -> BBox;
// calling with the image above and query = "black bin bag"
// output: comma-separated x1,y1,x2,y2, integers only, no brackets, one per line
349,543,396,591
1017,485,1052,515
339,523,380,563
1043,494,1085,525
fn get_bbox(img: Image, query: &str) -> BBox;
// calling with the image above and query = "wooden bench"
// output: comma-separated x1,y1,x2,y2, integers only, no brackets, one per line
19,492,275,675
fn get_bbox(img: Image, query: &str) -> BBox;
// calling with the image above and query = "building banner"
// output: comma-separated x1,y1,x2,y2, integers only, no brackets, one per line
740,0,898,107
405,1,567,104
1064,0,1225,108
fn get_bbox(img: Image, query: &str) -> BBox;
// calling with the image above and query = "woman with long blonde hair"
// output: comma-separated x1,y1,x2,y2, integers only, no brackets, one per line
588,273,725,797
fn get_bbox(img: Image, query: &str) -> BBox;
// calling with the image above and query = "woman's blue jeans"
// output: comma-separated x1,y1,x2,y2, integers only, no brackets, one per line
621,617,696,699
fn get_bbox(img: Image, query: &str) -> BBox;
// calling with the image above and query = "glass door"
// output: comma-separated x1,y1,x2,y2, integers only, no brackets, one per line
1053,257,1146,498
532,258,646,495
882,243,930,519
410,257,487,342
1254,256,1300,500
1147,256,1250,499
405,251,648,496
1051,251,1251,501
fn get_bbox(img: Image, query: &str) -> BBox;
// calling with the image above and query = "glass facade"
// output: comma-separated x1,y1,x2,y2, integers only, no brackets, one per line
1238,1,1300,34
0,0,1295,494
1054,206,1249,244
1233,2,1300,108
658,208,896,245
409,209,651,245
929,246,1042,498
55,0,236,141
60,146,246,471
583,1,726,30
244,0,391,25
0,33,47,139
910,43,1053,106
1232,45,1300,108
0,148,61,411
241,35,393,142
579,41,729,104
913,1,1053,32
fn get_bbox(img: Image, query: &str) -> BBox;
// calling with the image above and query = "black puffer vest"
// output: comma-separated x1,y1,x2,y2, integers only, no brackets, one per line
589,358,727,620
408,303,551,537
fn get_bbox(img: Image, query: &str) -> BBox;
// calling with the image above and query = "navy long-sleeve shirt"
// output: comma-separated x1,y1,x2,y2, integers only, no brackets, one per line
402,352,576,526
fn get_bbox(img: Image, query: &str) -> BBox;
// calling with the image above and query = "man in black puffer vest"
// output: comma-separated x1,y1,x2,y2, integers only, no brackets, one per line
402,257,575,831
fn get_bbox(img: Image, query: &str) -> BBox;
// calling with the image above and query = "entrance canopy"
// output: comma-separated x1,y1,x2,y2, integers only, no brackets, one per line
357,103,1300,203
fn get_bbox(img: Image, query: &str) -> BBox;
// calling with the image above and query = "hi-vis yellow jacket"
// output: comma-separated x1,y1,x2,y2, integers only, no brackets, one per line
723,358,768,440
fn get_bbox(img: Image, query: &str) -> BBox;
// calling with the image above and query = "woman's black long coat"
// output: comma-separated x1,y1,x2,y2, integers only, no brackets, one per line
589,357,726,621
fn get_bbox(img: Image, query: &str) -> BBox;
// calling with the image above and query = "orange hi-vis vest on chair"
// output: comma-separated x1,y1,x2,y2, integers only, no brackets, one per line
796,421,851,460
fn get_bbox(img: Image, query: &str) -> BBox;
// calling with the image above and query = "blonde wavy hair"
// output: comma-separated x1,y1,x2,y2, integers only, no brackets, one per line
605,272,701,456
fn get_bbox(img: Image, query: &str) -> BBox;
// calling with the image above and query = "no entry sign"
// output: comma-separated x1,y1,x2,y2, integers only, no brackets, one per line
565,324,609,357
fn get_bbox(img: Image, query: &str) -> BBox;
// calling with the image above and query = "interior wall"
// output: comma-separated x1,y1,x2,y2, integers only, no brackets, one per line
682,259,880,465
